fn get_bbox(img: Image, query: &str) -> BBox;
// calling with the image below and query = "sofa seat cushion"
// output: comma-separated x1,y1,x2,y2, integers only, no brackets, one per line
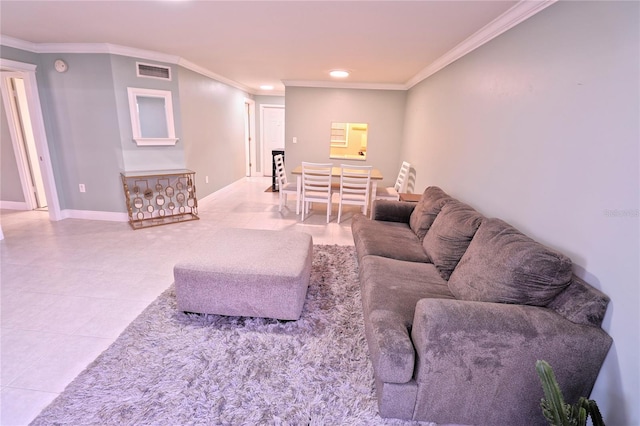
409,186,454,240
352,214,430,263
448,218,573,306
422,200,484,280
360,255,455,384
361,256,455,325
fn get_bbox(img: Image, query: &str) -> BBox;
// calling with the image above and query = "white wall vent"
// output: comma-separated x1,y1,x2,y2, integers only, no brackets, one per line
136,62,171,81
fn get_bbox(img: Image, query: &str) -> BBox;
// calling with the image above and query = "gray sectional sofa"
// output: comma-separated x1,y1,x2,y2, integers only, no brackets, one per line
351,186,612,425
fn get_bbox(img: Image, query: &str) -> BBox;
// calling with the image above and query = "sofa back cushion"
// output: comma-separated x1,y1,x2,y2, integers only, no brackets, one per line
448,218,573,306
409,186,453,240
422,200,484,280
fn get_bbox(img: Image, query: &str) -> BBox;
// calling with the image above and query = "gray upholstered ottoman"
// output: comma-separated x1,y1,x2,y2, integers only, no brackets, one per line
174,228,313,320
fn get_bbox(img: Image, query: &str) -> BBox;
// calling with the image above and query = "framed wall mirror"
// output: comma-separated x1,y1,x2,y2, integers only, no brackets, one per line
127,87,178,146
329,122,367,161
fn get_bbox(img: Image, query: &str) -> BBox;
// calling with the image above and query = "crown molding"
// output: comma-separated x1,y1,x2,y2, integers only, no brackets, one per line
406,0,557,89
0,35,255,94
177,58,251,94
282,80,406,91
0,57,37,71
0,34,38,52
0,0,555,94
254,89,285,97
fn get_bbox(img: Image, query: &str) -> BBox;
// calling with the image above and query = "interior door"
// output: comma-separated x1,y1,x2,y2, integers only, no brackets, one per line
261,105,285,177
1,73,48,209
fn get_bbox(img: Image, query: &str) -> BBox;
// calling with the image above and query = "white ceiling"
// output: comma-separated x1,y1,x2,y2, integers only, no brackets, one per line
1,1,551,94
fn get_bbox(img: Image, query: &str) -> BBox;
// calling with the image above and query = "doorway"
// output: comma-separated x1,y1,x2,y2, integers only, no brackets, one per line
0,58,61,220
260,105,285,177
2,73,47,209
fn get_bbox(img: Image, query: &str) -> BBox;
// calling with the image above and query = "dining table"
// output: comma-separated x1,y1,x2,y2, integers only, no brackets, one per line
290,165,384,215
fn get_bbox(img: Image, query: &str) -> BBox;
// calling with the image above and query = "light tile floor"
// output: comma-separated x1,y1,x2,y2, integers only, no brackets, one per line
0,177,358,425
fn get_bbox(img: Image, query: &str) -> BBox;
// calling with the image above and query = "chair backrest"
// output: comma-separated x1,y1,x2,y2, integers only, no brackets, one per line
393,161,411,192
340,164,372,201
274,154,287,187
302,162,333,195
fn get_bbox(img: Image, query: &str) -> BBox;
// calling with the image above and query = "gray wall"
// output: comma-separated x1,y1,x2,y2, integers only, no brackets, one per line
284,87,406,184
0,44,251,212
401,2,639,423
110,55,184,172
178,67,249,198
37,53,125,212
0,96,24,202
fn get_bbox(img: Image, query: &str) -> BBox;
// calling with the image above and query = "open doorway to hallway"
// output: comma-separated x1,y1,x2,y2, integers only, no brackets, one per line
1,73,48,210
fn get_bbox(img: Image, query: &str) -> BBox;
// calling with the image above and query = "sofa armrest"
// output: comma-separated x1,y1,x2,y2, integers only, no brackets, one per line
366,310,416,384
372,200,416,223
410,298,612,425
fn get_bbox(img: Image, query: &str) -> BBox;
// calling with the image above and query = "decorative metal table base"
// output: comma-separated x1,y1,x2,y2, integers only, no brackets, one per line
121,169,199,230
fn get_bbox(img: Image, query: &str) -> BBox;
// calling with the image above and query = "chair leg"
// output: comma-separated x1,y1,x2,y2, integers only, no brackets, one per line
279,192,283,212
338,201,343,224
326,202,331,223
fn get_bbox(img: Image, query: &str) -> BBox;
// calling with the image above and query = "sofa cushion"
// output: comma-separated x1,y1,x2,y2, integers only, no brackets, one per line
448,218,573,306
422,200,483,280
352,214,430,263
360,255,455,384
409,186,453,240
360,256,455,326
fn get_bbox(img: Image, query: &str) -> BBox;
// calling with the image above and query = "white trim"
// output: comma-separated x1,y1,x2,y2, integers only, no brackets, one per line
178,58,251,94
0,58,37,72
133,138,179,146
0,0,554,93
406,0,557,88
60,209,129,222
127,87,178,146
0,72,36,209
0,200,29,210
0,35,37,53
282,80,406,91
0,59,63,221
254,89,285,97
244,98,257,177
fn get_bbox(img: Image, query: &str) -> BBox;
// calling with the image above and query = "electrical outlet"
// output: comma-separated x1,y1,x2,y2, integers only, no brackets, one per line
79,184,86,193
205,176,209,184
293,137,298,144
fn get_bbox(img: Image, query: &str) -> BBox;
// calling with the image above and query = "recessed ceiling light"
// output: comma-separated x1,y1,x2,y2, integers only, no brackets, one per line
330,70,349,78
260,85,274,90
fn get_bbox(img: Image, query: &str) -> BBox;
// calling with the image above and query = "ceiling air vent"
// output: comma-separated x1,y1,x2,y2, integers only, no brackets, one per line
136,62,171,81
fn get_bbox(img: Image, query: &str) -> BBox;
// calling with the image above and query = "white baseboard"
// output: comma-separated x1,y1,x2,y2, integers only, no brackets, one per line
0,200,28,210
61,209,129,222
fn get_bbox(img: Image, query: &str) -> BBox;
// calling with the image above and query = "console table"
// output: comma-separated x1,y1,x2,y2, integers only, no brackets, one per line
399,192,421,202
120,169,199,229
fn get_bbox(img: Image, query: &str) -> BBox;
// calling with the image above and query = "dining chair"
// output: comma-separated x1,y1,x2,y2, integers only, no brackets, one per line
337,164,372,224
301,162,334,223
372,161,411,211
274,154,299,214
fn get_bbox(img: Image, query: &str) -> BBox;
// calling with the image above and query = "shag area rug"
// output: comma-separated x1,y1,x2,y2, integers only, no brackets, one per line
31,245,427,425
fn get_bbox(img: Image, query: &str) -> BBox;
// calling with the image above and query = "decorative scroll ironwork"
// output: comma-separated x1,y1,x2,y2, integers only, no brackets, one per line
121,169,198,229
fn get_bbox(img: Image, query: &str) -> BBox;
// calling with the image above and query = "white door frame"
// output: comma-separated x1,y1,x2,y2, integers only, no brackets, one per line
244,98,257,177
1,72,48,210
0,58,61,221
260,104,285,176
